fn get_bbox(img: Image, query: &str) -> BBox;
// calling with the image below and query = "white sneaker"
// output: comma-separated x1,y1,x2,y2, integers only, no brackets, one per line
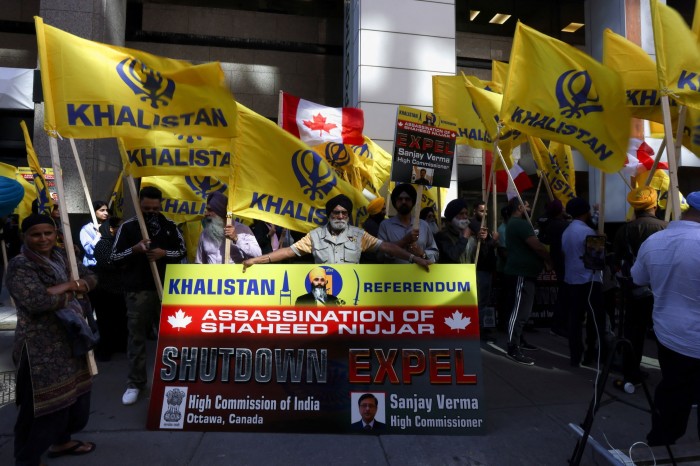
122,388,140,405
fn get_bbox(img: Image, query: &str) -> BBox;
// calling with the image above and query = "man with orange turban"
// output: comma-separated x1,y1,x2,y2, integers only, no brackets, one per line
613,186,667,392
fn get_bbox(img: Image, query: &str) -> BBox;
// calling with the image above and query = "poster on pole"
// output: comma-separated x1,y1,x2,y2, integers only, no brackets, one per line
18,166,57,200
146,264,485,435
391,106,458,188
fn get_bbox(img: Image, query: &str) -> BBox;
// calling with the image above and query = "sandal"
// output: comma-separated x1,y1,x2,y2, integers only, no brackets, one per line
47,440,96,458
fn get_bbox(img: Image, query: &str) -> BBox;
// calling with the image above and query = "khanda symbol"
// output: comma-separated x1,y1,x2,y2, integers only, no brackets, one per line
116,57,175,109
184,176,227,200
323,143,351,168
291,149,337,201
556,70,603,118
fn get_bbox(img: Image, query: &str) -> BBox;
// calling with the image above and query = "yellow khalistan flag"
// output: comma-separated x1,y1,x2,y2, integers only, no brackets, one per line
651,0,700,110
463,76,529,168
491,60,509,93
141,175,227,224
35,17,238,139
20,120,54,215
312,135,392,197
433,75,492,148
229,103,369,233
118,132,233,178
648,107,700,158
602,28,680,123
528,136,576,204
359,136,392,195
0,162,33,221
108,171,124,218
549,140,576,189
502,22,630,173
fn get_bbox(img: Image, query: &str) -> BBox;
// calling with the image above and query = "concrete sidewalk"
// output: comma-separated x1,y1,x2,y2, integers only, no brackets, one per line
0,295,697,465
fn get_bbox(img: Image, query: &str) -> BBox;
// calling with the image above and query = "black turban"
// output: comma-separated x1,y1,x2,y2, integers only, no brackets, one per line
566,197,590,218
21,213,55,233
325,194,353,217
206,191,228,219
444,198,468,222
390,184,417,207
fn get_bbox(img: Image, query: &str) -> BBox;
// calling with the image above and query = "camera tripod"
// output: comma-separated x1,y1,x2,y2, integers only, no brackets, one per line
568,336,676,465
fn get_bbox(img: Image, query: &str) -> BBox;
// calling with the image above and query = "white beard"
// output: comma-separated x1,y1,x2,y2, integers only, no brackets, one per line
203,216,226,244
329,219,347,232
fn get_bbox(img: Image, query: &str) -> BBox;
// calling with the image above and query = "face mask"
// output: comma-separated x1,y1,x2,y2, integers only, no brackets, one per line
144,212,161,236
451,218,468,230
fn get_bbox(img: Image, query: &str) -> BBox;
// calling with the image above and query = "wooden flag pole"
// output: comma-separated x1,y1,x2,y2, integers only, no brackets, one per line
68,138,97,226
225,143,238,264
436,188,443,230
124,174,163,300
665,105,687,221
476,143,500,261
617,172,632,190
48,136,98,376
661,96,681,221
644,139,666,186
481,150,487,206
491,172,497,233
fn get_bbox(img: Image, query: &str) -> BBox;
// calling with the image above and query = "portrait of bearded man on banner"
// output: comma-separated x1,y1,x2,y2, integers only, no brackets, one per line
295,266,341,306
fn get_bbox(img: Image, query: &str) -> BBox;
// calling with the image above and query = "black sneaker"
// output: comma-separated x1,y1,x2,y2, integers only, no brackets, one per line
507,349,535,366
521,341,539,351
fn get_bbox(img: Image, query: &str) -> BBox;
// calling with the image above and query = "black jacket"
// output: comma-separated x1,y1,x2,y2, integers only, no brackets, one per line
111,214,186,291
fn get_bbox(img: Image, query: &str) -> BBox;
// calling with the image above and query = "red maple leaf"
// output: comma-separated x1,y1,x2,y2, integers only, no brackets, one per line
303,113,337,136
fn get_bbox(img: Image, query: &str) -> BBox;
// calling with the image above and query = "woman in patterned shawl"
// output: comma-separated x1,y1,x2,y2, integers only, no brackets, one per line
7,214,98,465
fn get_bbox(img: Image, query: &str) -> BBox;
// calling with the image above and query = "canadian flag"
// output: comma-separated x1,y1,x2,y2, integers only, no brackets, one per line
279,91,364,146
484,151,533,200
622,139,668,179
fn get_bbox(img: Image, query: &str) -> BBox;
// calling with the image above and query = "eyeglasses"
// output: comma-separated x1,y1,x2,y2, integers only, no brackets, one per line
330,209,349,218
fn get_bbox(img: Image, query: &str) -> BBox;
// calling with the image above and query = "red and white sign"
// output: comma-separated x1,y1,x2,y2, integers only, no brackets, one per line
279,91,364,146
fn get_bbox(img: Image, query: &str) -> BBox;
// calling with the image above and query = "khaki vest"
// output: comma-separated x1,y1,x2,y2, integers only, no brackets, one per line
309,225,366,264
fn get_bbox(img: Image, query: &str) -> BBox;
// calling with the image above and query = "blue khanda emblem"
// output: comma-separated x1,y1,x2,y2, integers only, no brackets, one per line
184,176,227,200
351,142,372,160
291,149,337,201
323,143,351,168
556,70,603,118
112,191,124,211
116,58,175,109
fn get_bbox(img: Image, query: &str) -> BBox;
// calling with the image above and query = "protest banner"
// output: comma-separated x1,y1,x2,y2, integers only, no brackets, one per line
392,106,457,188
147,264,484,435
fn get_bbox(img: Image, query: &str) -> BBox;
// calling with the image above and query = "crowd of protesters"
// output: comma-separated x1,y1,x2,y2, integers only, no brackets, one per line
4,182,700,463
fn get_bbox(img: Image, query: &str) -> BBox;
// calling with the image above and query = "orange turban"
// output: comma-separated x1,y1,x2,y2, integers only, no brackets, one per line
367,197,385,215
627,186,657,210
